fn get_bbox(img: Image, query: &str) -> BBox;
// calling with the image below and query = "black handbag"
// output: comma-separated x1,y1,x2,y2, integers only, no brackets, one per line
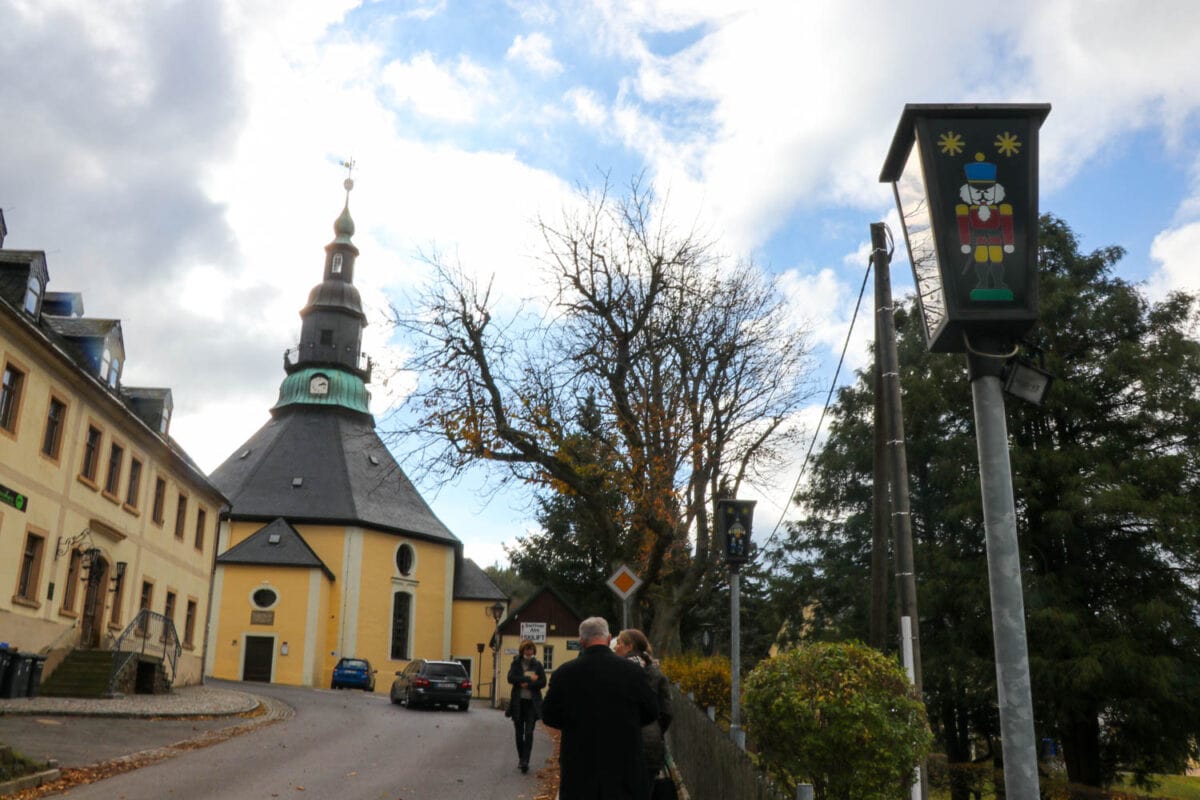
651,774,678,800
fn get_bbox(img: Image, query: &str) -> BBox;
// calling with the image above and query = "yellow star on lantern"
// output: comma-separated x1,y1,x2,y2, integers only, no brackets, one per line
995,131,1022,157
938,131,965,156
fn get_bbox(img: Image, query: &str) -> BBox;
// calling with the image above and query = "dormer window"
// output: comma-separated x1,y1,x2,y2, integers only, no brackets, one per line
23,275,41,315
100,348,111,381
108,357,120,388
331,253,343,274
159,406,171,435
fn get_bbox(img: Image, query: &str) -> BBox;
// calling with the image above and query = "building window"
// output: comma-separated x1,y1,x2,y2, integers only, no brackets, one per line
252,588,278,609
395,544,414,576
61,549,82,614
542,645,554,671
100,348,111,382
23,275,41,314
137,580,154,635
184,599,197,647
104,443,124,496
163,591,176,626
109,568,126,628
80,425,102,482
159,406,170,435
151,477,166,525
15,532,45,604
173,494,188,540
108,358,120,389
194,507,206,550
126,458,143,509
390,592,412,660
41,396,67,459
332,253,343,274
320,329,334,346
0,362,25,433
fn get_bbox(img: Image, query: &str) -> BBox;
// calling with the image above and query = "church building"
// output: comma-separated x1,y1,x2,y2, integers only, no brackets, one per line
204,180,507,691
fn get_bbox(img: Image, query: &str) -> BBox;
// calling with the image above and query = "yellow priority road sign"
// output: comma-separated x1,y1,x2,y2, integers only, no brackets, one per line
606,564,642,600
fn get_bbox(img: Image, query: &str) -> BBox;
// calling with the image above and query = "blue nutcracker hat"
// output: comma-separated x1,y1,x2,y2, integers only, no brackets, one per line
964,152,997,183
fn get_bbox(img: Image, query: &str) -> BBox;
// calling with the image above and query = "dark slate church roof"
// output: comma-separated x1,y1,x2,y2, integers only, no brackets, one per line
217,517,335,580
209,405,460,548
453,558,507,601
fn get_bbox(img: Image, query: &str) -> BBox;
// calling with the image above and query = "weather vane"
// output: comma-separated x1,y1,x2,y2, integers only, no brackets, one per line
341,158,356,193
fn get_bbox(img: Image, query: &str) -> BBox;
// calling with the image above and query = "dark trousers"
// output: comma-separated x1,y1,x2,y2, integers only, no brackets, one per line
512,699,536,764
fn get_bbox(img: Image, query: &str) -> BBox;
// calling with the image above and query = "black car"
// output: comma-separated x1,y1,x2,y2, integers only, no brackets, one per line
390,659,472,710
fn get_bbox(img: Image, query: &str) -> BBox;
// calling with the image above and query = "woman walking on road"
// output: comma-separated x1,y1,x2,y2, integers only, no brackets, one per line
614,629,673,795
506,638,547,773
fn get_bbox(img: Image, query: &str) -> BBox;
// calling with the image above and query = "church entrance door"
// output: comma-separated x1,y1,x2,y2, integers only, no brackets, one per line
243,636,274,682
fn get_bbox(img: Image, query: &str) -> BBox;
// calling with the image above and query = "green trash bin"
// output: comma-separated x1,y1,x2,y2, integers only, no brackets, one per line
26,654,47,698
1,651,31,698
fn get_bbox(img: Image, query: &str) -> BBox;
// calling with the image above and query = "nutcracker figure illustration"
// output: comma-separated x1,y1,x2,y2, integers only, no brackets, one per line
956,152,1015,301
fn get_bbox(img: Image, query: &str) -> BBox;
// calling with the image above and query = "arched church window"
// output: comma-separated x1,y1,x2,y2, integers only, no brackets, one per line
332,253,343,274
391,591,411,660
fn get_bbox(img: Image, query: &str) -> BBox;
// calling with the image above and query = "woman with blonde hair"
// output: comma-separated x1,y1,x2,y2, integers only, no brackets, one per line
614,629,673,795
506,638,546,773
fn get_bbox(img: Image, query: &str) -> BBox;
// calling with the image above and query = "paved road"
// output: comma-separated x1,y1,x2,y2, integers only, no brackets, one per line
5,682,553,800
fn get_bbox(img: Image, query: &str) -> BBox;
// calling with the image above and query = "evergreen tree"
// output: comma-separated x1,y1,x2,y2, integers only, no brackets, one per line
772,215,1200,789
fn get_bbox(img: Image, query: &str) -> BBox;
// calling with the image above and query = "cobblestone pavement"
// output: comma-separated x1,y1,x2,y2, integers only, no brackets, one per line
0,682,260,718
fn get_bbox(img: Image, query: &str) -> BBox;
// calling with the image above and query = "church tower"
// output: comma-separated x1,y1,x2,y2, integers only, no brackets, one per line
205,178,505,691
276,177,372,416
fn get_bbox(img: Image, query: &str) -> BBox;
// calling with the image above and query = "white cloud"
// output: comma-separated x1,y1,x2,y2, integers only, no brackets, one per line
381,52,494,123
506,32,562,76
1147,221,1200,300
565,87,607,127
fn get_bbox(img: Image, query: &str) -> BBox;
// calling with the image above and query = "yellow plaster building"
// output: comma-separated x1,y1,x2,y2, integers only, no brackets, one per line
204,186,506,692
0,210,226,692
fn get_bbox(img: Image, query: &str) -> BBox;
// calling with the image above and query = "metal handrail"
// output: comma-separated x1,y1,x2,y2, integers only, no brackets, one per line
107,609,181,695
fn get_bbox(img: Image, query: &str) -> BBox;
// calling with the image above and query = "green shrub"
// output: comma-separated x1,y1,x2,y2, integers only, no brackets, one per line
660,653,731,713
743,641,933,800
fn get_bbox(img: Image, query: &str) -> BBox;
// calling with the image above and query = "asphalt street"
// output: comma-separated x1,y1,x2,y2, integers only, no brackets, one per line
0,681,553,800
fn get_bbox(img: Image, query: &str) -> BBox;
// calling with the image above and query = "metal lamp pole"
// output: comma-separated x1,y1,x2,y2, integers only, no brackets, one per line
881,102,1051,800
717,498,754,751
489,601,505,707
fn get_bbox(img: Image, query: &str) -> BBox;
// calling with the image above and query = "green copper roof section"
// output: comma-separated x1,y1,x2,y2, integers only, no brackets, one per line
273,367,371,415
333,199,355,244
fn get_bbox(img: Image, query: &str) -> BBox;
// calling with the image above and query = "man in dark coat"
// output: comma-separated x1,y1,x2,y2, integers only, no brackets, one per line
541,616,659,800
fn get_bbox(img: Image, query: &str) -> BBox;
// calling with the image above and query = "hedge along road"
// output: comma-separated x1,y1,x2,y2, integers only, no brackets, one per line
29,680,554,800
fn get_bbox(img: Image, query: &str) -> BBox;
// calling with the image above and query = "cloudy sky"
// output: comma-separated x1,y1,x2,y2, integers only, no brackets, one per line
4,0,1200,567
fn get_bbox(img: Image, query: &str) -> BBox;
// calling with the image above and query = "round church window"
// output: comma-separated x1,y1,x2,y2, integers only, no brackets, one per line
252,588,278,608
396,544,414,576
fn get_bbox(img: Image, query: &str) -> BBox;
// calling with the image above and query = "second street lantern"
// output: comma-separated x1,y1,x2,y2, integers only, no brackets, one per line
880,103,1051,353
716,499,755,568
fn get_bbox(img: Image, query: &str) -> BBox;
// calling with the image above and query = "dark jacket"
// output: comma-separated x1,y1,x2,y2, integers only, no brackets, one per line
541,644,659,800
638,658,672,773
506,654,547,722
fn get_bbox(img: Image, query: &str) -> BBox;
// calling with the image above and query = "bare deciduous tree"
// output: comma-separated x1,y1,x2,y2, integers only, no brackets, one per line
391,178,816,651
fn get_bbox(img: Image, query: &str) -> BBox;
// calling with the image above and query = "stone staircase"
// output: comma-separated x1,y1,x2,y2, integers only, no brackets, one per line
38,650,114,698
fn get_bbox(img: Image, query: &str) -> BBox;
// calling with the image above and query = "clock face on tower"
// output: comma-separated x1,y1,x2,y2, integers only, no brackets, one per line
309,375,330,396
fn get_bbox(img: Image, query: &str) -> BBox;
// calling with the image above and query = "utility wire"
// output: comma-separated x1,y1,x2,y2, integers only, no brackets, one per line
762,249,878,554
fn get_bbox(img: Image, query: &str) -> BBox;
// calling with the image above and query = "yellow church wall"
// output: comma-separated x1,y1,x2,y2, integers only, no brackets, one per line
212,519,465,692
0,310,223,687
451,598,508,698
207,564,321,684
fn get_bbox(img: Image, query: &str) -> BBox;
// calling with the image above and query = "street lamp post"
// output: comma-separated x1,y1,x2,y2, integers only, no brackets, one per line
489,601,505,707
475,642,485,699
881,102,1051,800
716,498,755,750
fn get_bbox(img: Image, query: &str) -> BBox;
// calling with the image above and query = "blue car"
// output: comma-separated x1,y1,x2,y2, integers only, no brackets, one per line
331,657,376,691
